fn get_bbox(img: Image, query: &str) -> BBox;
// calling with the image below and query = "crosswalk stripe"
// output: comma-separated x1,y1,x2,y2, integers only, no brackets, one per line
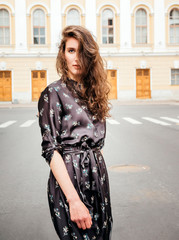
107,119,120,124
160,117,179,123
142,117,171,126
123,117,142,124
0,120,17,128
20,120,36,127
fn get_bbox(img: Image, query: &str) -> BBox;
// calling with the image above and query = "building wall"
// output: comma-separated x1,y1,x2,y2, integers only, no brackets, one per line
0,0,179,102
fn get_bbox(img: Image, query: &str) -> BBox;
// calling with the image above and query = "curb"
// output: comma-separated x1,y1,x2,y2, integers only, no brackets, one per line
0,100,179,108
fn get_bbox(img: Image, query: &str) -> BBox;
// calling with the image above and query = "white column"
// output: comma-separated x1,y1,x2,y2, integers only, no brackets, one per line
154,0,165,50
120,0,131,50
50,0,62,52
85,0,96,37
15,0,27,51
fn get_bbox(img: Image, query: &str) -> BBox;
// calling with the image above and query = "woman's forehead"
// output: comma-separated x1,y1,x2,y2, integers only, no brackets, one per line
65,37,79,49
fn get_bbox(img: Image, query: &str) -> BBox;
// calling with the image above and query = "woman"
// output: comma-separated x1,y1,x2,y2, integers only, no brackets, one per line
38,25,113,240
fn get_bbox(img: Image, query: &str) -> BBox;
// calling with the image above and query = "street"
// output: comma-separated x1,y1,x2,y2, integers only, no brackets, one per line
0,101,179,240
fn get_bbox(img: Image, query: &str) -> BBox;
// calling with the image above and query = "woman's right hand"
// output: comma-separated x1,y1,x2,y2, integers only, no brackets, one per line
68,198,92,230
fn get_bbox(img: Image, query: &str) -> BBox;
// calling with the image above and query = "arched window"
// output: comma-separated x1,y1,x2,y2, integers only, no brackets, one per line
0,9,10,45
67,9,80,26
33,9,45,44
136,8,147,44
169,8,179,44
102,9,114,44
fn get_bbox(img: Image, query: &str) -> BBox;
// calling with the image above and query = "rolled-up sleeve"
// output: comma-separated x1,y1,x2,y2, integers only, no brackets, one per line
38,86,63,166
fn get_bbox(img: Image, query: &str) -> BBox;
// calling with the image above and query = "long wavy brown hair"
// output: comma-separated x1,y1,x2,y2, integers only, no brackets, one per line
56,25,111,121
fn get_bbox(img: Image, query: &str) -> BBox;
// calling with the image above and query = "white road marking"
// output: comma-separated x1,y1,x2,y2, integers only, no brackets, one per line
107,119,120,124
142,117,171,126
20,120,36,127
0,120,17,128
160,117,179,123
123,117,142,124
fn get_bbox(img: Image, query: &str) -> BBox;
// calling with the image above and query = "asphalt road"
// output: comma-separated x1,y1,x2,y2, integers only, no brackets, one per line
0,102,179,240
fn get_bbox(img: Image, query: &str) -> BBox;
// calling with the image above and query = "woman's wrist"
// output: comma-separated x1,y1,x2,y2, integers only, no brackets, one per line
67,194,80,204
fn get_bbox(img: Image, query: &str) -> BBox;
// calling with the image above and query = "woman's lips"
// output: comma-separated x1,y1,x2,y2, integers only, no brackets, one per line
73,65,81,69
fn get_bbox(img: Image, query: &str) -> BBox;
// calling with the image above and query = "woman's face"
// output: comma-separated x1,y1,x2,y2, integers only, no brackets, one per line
65,37,82,81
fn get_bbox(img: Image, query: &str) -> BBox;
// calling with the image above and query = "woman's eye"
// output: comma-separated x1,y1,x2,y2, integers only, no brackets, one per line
69,49,74,53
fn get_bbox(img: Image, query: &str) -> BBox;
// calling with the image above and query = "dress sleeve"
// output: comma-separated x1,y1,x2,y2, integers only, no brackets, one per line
38,87,63,166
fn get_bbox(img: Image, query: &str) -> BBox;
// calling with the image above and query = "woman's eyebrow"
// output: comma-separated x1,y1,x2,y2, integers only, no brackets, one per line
66,47,76,50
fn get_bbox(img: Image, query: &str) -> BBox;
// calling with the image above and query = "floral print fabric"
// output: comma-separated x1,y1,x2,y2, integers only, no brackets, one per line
38,78,113,240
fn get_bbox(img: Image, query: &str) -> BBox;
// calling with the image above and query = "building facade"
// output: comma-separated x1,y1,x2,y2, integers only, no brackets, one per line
0,0,179,103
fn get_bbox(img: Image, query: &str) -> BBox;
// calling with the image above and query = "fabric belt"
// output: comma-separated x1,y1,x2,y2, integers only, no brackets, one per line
61,142,102,203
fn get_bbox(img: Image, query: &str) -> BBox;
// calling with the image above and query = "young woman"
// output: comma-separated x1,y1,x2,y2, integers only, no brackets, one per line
38,25,113,240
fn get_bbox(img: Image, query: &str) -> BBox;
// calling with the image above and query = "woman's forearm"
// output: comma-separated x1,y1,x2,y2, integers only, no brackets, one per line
50,150,80,202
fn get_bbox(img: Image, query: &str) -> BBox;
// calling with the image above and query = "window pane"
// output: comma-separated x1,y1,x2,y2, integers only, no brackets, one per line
136,15,141,25
33,28,39,35
5,27,9,37
34,37,39,44
40,37,45,44
67,9,80,26
109,37,113,43
5,36,10,45
136,27,140,43
109,27,113,35
136,9,147,26
4,16,9,26
108,19,113,26
0,16,3,25
102,9,113,26
0,9,9,26
142,27,147,43
102,37,107,44
176,26,179,37
33,9,45,27
102,27,107,35
40,28,45,35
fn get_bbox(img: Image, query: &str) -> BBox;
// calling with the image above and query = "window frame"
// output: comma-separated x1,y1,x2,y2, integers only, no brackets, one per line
101,8,115,45
169,8,179,45
66,8,81,26
0,8,10,45
135,8,148,44
171,68,179,85
32,8,46,45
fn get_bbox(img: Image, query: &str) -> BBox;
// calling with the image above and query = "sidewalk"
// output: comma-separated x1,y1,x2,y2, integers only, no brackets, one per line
0,99,179,108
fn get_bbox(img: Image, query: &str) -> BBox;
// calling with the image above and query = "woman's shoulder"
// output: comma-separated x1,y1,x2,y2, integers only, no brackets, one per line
41,78,67,96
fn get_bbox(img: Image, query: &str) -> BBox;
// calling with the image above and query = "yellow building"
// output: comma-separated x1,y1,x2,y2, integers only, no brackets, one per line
0,0,179,102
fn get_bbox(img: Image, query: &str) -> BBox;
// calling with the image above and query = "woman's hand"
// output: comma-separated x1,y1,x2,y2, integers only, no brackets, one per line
68,198,92,230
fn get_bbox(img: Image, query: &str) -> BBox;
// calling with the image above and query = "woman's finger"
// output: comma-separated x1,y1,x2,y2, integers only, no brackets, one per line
85,219,92,229
80,220,87,230
76,221,82,229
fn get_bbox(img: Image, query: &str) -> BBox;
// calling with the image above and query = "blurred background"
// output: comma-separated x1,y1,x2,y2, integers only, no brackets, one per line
0,0,179,103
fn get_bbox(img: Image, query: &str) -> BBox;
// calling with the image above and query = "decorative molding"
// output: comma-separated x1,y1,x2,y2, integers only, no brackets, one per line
27,3,50,14
62,3,85,14
96,2,120,14
0,2,15,14
131,2,154,14
165,2,179,13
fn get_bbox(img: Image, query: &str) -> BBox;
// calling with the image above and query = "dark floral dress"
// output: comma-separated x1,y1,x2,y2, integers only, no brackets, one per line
38,77,113,240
